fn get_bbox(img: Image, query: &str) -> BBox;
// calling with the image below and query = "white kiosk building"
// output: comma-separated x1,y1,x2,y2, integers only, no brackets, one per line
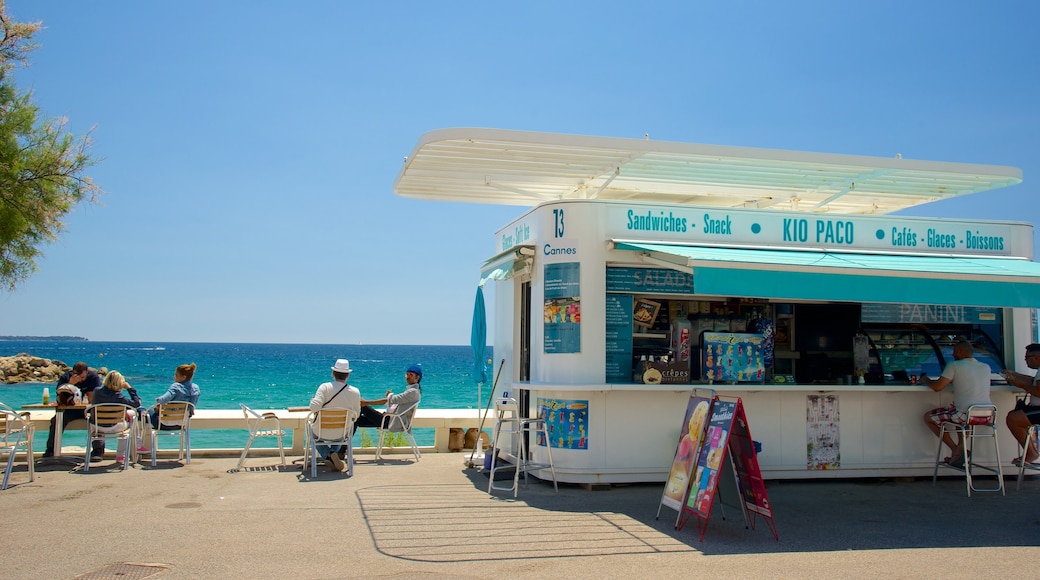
395,128,1040,484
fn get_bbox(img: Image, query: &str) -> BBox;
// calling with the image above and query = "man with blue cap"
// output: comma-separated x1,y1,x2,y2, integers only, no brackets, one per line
353,364,423,434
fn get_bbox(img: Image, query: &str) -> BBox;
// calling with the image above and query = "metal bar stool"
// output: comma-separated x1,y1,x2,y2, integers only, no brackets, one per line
932,404,1004,496
1015,424,1040,491
487,397,558,497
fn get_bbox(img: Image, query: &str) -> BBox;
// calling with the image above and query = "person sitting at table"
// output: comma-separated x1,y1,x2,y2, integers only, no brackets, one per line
309,359,361,472
149,363,201,429
354,364,423,433
922,340,993,468
92,370,143,462
43,361,104,459
1003,343,1040,467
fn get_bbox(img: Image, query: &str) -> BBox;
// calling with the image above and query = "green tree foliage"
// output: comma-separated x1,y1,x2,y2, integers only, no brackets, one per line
0,1,100,291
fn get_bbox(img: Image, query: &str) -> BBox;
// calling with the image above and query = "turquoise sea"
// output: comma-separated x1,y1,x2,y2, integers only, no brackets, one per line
0,341,494,452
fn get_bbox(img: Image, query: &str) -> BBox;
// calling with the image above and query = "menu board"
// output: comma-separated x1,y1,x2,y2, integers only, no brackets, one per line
701,332,766,383
544,262,581,354
678,397,777,541
683,399,737,527
728,399,775,527
605,294,634,383
657,392,714,521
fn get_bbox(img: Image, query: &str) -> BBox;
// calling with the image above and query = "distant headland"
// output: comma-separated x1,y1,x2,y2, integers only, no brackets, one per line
0,336,88,341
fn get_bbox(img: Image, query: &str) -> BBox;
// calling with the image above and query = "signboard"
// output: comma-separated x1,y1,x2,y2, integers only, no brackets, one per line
678,397,777,541
657,390,715,525
605,294,634,383
537,397,589,450
701,332,766,383
860,303,1001,324
543,262,581,354
606,267,694,294
728,399,775,531
606,204,1023,256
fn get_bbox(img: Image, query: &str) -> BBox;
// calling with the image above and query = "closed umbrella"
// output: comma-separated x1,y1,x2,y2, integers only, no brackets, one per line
471,286,489,396
469,286,489,463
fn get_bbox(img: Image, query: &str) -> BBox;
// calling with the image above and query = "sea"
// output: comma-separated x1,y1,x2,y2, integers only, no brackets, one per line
0,340,493,452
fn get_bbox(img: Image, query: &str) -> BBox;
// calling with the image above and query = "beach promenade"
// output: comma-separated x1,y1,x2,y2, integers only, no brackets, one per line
4,452,1039,579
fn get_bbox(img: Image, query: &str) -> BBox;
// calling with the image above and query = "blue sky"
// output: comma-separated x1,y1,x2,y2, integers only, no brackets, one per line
1,1,1037,345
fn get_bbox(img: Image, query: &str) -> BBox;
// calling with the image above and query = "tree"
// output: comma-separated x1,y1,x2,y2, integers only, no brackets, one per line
0,1,101,291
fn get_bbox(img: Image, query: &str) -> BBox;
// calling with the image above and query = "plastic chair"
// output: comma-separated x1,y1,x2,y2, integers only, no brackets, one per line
84,403,137,472
932,404,1004,496
237,404,286,469
304,408,358,477
1015,424,1040,491
375,400,421,462
487,397,557,497
147,402,194,467
1,403,35,490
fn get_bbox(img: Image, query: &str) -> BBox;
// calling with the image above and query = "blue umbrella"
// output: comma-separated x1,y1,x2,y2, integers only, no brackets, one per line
469,286,490,465
471,286,489,388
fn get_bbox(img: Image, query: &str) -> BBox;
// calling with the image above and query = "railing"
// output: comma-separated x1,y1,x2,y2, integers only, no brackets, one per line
21,408,489,456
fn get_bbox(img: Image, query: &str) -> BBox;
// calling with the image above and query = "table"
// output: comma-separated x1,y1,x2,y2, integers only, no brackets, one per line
22,403,88,464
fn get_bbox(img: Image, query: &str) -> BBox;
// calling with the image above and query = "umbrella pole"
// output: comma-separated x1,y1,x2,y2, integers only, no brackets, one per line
466,358,505,468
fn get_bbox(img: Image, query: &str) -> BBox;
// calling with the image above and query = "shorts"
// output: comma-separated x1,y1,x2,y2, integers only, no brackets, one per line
927,403,992,426
1024,406,1040,425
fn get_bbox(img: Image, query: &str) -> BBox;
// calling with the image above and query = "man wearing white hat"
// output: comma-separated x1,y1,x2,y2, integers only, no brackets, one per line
309,359,361,472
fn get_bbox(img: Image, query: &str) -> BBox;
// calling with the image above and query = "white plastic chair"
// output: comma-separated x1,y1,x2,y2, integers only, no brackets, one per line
1,402,35,490
375,400,421,462
147,402,194,466
84,403,137,472
237,404,286,469
304,408,358,477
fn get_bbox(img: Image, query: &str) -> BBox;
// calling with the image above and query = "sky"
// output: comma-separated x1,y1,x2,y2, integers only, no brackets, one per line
0,1,1037,345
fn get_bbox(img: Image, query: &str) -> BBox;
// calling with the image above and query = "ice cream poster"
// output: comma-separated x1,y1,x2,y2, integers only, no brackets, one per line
660,394,714,511
685,399,737,517
806,394,840,469
701,332,766,383
538,397,589,450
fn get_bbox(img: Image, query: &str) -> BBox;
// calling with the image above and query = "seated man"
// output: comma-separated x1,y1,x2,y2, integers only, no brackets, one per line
922,341,993,468
355,364,423,432
43,362,105,459
309,359,361,472
1003,343,1040,467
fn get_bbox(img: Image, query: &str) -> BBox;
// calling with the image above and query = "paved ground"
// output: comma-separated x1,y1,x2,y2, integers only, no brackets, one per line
3,451,1039,579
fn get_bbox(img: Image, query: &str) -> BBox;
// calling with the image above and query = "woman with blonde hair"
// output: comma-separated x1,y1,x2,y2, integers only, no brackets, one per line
91,371,143,462
149,363,201,429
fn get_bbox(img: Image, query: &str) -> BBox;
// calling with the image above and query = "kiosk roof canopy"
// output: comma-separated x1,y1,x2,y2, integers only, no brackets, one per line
394,128,1021,215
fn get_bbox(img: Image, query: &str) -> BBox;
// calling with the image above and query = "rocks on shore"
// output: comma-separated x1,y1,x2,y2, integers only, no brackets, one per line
0,353,107,384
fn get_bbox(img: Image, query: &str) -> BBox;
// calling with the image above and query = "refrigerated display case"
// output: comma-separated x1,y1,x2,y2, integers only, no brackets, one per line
862,326,1006,385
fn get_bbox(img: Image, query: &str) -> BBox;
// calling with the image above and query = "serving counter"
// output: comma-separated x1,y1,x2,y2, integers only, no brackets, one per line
511,381,1022,483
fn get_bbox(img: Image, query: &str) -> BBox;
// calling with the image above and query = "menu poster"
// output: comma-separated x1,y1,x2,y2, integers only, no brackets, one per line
605,294,634,383
658,392,715,517
544,262,581,354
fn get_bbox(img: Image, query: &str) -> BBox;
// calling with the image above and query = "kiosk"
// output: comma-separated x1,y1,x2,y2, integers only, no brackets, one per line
395,128,1040,483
